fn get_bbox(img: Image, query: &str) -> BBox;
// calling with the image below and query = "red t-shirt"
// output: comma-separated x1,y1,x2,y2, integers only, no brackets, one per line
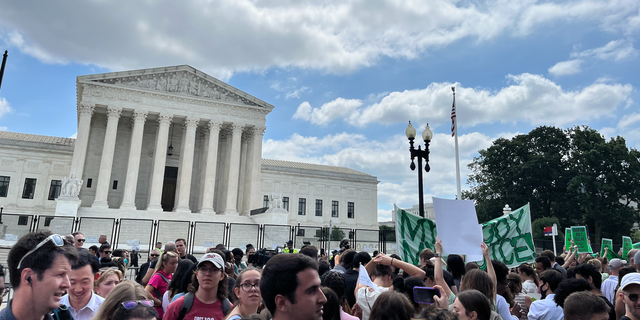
148,270,172,318
164,295,226,320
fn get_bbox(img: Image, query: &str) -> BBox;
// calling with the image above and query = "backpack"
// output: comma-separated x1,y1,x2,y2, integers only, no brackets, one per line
176,292,230,320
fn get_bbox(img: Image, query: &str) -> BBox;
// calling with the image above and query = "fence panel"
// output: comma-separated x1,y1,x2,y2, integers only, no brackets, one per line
228,223,259,250
354,229,379,254
117,219,155,253
155,220,191,248
295,226,326,251
191,222,226,255
0,214,35,244
35,216,75,235
262,225,292,250
379,229,397,255
78,217,116,247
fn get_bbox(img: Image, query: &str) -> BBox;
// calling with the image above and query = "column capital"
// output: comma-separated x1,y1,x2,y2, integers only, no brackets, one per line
157,113,174,126
106,106,123,119
78,102,95,116
183,117,200,129
206,120,223,132
251,126,266,136
231,123,245,134
132,110,149,122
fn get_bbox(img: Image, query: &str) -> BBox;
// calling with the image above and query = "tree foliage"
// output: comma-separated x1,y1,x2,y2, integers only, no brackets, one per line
464,126,640,243
531,217,561,240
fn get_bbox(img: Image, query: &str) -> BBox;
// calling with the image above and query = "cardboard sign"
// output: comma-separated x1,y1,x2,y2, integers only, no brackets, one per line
565,228,573,251
623,236,633,258
633,242,640,250
601,238,613,257
570,226,590,253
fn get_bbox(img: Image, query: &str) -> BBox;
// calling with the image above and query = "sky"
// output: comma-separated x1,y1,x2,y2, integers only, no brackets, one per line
0,0,638,222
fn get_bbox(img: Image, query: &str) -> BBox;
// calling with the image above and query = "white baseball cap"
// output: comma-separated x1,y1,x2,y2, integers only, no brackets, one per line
610,258,627,268
621,273,640,290
197,252,225,271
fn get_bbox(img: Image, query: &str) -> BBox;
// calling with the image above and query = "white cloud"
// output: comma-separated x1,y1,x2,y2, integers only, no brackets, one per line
69,133,78,139
285,86,311,100
294,74,633,128
293,98,363,125
263,130,499,220
571,39,639,62
0,127,7,131
548,59,583,76
0,1,638,76
0,97,13,119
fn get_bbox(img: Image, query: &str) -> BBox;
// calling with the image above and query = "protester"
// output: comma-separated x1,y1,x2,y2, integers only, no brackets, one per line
93,281,158,320
321,287,342,320
146,251,178,319
552,278,592,308
356,252,425,320
419,248,458,292
321,270,358,319
333,249,355,274
563,291,610,320
232,247,247,273
142,242,177,285
527,269,564,319
628,250,639,266
344,251,370,308
615,269,639,319
602,258,626,304
99,235,109,245
73,232,86,249
94,268,122,298
534,256,551,275
393,276,429,317
368,290,415,320
573,263,616,320
506,273,528,320
491,259,521,320
319,260,331,277
163,259,195,312
175,238,198,263
137,249,161,284
617,273,640,320
98,244,112,263
260,253,326,320
518,264,539,294
226,267,262,319
163,252,230,320
0,232,78,320
452,289,493,320
446,254,465,292
89,245,99,256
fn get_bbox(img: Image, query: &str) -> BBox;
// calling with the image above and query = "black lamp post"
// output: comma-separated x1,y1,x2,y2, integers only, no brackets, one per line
405,121,433,218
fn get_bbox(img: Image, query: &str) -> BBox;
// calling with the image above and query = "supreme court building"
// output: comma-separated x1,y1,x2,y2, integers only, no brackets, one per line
0,66,379,235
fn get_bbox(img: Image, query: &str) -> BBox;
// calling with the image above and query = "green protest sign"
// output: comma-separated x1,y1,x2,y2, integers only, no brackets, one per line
570,226,590,253
565,228,572,251
395,203,535,268
633,243,640,250
588,243,594,254
623,236,633,258
601,238,613,257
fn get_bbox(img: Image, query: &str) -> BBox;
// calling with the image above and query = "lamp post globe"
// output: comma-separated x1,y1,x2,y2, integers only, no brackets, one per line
406,121,432,218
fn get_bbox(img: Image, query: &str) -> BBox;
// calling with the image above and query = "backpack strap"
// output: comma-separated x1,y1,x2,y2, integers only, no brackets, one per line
152,273,171,299
176,292,195,320
222,298,231,316
157,273,171,285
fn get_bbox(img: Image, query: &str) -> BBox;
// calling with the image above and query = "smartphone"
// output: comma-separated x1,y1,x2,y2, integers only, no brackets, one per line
413,287,441,304
320,248,325,256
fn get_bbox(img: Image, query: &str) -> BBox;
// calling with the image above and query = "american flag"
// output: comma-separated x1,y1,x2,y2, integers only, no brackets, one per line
451,93,456,137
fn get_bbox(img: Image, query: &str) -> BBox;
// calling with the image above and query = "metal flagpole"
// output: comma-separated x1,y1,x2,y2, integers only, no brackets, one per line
452,87,462,200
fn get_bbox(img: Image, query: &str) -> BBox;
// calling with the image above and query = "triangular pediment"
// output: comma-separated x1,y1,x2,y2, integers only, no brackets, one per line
77,65,274,110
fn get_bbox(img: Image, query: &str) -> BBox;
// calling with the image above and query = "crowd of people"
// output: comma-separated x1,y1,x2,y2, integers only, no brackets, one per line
2,231,640,320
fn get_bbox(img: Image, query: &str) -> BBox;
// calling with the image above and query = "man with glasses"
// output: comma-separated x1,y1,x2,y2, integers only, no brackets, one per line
72,232,85,250
620,273,640,320
136,249,160,285
164,252,231,320
0,232,77,320
60,250,103,320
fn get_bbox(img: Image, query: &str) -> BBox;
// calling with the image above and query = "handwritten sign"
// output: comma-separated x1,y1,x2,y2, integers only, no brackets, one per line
570,226,589,253
601,238,613,257
358,265,378,290
565,228,573,251
623,236,633,258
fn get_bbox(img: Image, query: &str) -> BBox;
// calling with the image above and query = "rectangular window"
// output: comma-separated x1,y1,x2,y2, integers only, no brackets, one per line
0,176,9,197
348,202,355,219
263,195,269,208
44,217,54,227
297,228,305,237
298,198,306,215
18,216,29,226
48,180,62,200
86,178,92,188
22,178,37,199
315,199,323,216
112,180,118,190
283,197,289,211
332,201,339,218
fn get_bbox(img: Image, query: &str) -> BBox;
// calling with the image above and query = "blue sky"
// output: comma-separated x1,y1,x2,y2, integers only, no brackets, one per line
0,0,639,221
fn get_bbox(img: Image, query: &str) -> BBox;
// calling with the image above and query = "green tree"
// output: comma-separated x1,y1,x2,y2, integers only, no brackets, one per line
331,227,346,241
531,217,561,240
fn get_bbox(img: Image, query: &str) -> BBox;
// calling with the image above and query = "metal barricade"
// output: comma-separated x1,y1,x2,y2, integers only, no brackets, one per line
227,223,259,250
190,221,226,255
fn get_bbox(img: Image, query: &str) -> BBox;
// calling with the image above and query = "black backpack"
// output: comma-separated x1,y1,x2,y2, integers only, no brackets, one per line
176,292,230,320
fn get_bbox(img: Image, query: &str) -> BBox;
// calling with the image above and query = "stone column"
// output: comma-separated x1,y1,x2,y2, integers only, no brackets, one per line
241,129,255,215
249,126,266,211
222,123,245,215
120,110,148,209
237,133,249,214
92,106,122,208
173,117,199,213
146,113,173,211
70,102,95,179
198,120,222,214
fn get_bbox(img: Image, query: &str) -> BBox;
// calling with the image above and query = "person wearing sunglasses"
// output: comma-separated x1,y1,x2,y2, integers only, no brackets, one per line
0,232,78,320
99,244,112,263
619,273,640,320
93,280,158,320
72,232,86,250
60,250,104,320
136,250,161,285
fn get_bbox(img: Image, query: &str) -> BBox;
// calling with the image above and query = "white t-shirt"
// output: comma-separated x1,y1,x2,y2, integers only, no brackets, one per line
356,286,390,320
522,280,538,294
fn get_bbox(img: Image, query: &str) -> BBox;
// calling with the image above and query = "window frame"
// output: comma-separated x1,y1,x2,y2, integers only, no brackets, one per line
22,178,37,199
48,180,62,200
0,176,10,197
298,198,306,215
315,199,323,217
332,200,339,218
348,202,355,219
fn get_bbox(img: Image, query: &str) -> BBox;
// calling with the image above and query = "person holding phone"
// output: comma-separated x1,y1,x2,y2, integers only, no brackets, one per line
355,252,425,320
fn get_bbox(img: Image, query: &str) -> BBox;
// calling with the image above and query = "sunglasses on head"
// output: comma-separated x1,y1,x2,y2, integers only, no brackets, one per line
17,234,65,269
121,300,154,309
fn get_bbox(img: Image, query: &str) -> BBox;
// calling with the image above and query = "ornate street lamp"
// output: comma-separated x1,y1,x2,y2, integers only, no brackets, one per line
406,121,433,218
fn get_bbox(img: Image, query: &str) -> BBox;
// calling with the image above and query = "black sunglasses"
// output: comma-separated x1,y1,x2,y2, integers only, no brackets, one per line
626,293,640,302
150,254,160,257
102,251,112,254
77,239,86,242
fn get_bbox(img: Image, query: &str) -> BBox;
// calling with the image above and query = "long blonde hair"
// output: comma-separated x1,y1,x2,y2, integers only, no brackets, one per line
92,280,147,320
154,251,179,273
94,268,123,292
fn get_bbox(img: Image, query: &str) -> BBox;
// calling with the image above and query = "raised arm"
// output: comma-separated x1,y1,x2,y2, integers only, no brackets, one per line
562,245,576,269
482,243,497,302
434,239,452,300
373,253,426,279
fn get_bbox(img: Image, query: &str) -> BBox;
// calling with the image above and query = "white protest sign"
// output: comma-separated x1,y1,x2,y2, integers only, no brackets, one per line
127,240,140,246
4,234,18,241
358,265,378,290
203,242,216,248
86,237,98,243
433,197,483,257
